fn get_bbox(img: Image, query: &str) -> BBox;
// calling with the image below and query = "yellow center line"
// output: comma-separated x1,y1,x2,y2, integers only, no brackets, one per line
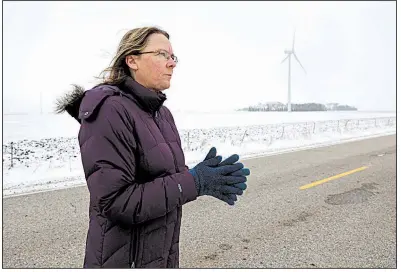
299,166,368,190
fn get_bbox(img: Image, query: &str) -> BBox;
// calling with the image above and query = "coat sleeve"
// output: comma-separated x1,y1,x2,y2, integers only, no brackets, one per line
79,99,198,226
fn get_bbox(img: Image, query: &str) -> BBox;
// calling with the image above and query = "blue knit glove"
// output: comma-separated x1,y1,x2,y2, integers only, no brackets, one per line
203,147,250,190
189,147,250,205
202,147,250,204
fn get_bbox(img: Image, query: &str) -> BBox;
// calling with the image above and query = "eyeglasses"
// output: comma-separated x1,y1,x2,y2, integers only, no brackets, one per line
135,49,178,64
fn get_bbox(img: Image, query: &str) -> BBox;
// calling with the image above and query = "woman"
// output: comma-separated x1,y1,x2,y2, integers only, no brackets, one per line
56,26,250,268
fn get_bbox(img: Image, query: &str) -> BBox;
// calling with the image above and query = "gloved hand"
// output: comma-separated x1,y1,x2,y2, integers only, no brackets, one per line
202,147,250,204
203,147,250,177
203,147,250,189
189,147,250,205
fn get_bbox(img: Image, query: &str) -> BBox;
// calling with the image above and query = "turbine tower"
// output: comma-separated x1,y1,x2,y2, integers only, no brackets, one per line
281,30,306,112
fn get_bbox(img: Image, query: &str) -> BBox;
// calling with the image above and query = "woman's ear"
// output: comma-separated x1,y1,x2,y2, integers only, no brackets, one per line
125,55,138,71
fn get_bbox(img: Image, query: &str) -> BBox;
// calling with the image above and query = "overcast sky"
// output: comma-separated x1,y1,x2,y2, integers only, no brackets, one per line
4,1,396,114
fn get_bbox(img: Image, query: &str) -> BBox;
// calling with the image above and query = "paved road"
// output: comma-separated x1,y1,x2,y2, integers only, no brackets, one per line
3,135,396,268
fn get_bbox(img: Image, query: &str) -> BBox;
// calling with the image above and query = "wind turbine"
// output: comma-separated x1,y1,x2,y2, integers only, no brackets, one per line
281,30,306,112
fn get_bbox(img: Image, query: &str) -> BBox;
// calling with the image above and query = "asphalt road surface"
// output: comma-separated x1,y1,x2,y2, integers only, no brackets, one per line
3,135,396,268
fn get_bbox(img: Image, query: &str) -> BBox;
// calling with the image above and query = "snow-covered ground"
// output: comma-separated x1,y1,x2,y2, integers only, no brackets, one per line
3,111,396,196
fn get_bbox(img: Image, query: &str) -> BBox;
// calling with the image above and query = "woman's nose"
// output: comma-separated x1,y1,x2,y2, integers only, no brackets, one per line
167,58,177,68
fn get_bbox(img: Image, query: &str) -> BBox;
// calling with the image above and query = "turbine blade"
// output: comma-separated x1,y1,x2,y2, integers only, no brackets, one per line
293,52,306,74
281,55,289,64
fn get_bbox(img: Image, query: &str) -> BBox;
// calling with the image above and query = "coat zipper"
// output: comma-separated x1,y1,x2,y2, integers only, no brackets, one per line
131,110,177,268
154,110,182,263
130,228,140,268
130,229,134,267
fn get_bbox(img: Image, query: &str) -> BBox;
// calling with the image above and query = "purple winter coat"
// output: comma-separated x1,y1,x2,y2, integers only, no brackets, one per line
64,77,198,268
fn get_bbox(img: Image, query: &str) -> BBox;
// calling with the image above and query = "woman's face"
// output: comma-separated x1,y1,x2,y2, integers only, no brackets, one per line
126,33,177,92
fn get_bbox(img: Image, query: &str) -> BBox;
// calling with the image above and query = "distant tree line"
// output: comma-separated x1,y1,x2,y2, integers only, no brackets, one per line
238,102,357,112
290,103,328,111
331,105,357,111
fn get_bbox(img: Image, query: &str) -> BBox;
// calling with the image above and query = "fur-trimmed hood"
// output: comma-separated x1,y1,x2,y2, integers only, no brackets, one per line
55,84,86,122
55,78,167,123
55,84,122,123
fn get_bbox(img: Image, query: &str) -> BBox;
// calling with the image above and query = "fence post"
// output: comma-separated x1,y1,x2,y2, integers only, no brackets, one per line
337,120,340,132
304,122,308,137
187,131,190,151
281,126,285,139
240,130,248,145
345,120,351,131
313,122,316,134
10,142,14,168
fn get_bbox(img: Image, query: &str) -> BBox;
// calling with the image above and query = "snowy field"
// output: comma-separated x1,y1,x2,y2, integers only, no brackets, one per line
3,111,396,196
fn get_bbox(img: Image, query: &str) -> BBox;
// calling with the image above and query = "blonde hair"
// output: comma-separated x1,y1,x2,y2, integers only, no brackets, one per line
97,26,169,86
